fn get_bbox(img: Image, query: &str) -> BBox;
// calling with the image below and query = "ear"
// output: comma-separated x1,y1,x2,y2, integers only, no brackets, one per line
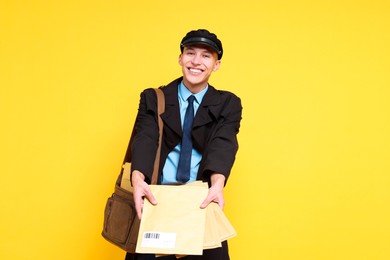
178,54,183,66
213,60,221,71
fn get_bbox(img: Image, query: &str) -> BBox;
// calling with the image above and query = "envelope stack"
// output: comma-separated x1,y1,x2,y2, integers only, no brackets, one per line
120,167,236,257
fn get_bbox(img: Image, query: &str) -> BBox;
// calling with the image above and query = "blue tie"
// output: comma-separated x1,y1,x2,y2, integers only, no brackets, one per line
176,95,195,183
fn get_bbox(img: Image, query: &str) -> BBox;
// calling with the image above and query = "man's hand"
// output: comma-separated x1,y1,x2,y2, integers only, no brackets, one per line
200,173,226,209
131,170,158,219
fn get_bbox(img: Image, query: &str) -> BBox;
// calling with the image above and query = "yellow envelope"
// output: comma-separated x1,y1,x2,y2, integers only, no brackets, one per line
203,202,222,249
186,181,236,248
136,185,208,255
209,202,237,242
185,182,221,249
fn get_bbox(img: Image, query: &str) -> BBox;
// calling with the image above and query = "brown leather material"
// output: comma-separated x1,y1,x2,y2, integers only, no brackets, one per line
152,88,164,185
102,88,165,253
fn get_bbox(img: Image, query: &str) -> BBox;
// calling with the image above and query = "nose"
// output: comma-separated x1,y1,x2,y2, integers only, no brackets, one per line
191,53,202,65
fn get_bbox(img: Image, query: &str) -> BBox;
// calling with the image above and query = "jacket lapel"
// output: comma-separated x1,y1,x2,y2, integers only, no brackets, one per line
193,85,221,128
160,78,182,138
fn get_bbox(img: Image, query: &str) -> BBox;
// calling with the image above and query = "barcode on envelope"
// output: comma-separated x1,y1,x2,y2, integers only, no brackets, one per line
144,232,160,239
141,232,176,249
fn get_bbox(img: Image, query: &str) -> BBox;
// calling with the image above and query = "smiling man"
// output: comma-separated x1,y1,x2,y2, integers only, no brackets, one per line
126,29,242,260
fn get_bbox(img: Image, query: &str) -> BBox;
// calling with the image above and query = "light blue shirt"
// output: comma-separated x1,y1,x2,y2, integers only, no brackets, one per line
161,81,208,184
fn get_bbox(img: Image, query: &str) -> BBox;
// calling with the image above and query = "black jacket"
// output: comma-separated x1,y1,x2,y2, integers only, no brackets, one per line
129,77,242,185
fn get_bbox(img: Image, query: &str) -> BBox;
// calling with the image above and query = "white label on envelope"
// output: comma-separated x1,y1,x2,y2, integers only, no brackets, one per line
141,232,176,249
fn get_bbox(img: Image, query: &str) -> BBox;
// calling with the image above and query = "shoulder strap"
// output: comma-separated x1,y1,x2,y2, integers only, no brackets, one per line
151,88,165,184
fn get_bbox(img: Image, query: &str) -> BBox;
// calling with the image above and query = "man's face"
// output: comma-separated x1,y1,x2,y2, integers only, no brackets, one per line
179,45,221,91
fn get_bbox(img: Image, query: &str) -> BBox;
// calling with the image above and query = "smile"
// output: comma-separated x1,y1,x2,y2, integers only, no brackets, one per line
188,68,203,74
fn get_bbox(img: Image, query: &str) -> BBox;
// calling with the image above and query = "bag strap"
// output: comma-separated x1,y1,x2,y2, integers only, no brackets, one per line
151,88,165,184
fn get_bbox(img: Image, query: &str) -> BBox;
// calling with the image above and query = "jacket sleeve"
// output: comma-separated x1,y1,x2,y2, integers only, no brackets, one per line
201,92,242,183
130,88,159,183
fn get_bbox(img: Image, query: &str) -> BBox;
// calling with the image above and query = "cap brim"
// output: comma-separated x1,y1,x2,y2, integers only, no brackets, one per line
181,37,222,56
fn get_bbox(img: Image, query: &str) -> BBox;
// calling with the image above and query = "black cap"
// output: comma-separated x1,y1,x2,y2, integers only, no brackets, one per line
180,29,223,60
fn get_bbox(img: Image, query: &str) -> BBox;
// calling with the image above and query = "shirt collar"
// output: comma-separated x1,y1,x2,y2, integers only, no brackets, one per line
179,81,208,104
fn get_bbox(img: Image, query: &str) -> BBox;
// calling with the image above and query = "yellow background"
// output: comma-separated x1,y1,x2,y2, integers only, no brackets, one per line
1,0,389,259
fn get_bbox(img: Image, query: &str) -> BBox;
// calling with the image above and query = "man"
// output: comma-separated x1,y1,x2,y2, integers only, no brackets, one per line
126,29,242,260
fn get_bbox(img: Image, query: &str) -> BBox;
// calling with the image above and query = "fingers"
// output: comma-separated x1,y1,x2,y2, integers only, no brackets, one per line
200,195,212,209
144,187,158,206
131,170,158,219
134,183,158,219
200,187,225,209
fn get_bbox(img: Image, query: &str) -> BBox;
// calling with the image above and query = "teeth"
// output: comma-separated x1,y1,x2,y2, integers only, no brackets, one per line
190,68,202,73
